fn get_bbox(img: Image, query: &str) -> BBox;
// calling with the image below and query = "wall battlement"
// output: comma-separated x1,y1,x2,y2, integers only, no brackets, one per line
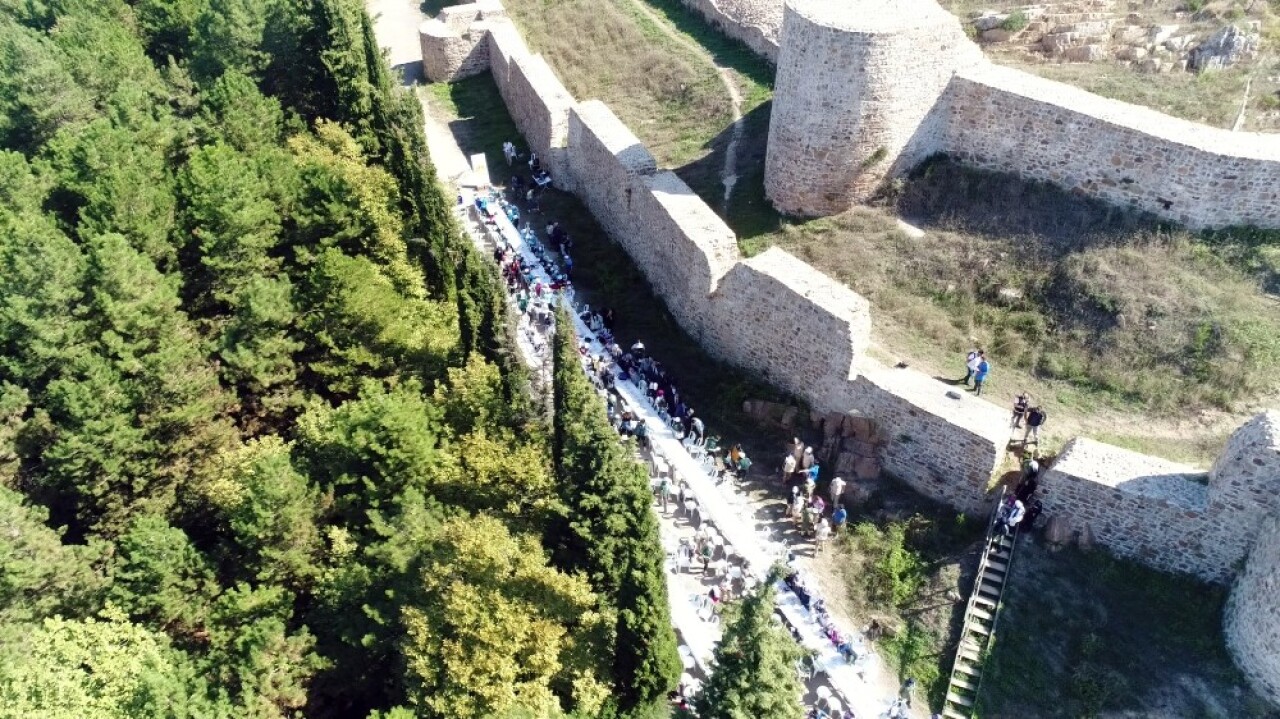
419,6,1280,703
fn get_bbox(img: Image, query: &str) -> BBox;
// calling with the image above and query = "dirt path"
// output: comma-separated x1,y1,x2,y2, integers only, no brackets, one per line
623,0,746,210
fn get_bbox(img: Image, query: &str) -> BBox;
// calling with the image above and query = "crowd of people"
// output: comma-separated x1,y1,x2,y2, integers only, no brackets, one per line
470,140,1063,719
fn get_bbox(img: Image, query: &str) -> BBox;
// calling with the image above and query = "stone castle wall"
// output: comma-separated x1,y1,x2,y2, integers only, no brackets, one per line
946,65,1280,228
692,0,1280,229
420,2,1011,520
419,1,1279,584
673,0,782,62
764,0,983,215
420,5,1279,699
1226,515,1280,707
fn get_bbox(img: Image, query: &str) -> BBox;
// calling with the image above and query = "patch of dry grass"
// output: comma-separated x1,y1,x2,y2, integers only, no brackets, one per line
499,0,732,166
762,159,1280,426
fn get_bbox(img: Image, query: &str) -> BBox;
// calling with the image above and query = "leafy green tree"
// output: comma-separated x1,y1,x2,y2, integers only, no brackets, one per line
0,382,24,484
178,142,282,305
0,185,88,390
0,20,95,152
0,611,229,719
190,0,269,81
46,117,178,267
289,122,426,295
197,70,284,154
108,513,217,635
39,233,234,533
300,249,456,395
49,9,165,104
549,310,680,714
0,485,106,635
133,0,209,61
203,583,323,718
294,379,448,528
206,436,322,588
399,516,609,719
693,572,806,719
217,276,303,418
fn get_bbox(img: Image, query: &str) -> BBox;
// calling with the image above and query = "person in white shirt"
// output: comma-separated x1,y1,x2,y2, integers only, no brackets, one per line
829,475,846,506
502,140,516,165
815,518,832,553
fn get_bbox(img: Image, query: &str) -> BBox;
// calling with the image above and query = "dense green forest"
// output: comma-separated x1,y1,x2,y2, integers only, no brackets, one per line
0,0,677,717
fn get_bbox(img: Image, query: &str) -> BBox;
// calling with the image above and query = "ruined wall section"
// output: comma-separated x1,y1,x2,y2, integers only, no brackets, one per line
844,366,1009,516
674,0,782,61
1226,515,1280,707
420,1,507,82
945,65,1280,229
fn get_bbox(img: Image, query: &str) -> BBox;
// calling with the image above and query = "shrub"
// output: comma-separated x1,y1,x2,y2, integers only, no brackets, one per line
1000,10,1029,32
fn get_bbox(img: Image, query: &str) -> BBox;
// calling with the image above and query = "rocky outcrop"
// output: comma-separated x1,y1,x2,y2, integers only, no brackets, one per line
1188,25,1261,72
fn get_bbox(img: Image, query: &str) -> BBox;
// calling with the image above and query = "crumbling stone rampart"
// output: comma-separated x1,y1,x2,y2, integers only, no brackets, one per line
673,0,782,61
946,65,1280,228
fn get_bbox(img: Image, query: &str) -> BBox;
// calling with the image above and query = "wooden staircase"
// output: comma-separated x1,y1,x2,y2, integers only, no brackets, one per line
940,492,1019,719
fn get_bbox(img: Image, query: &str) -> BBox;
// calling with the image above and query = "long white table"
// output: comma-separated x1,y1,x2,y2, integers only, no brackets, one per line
459,189,900,718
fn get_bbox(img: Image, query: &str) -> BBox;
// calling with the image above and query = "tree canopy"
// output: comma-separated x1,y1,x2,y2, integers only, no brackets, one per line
0,0,677,716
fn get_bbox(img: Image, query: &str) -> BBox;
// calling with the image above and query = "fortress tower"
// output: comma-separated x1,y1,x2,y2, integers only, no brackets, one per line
763,0,981,215
1220,412,1280,706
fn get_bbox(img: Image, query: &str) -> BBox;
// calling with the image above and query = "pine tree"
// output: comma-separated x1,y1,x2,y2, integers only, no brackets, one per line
694,570,806,719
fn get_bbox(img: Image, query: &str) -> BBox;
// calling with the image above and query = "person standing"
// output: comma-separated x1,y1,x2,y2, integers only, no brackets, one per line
973,354,990,396
829,475,846,507
1011,391,1030,428
832,504,848,535
782,452,797,486
502,140,516,165
962,347,982,386
1024,406,1046,444
814,517,832,554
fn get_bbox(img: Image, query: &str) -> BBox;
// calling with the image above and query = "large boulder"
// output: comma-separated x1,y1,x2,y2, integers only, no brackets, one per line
1188,25,1260,72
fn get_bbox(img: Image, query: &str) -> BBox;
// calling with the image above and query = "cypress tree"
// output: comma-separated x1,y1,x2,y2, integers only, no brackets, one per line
550,308,680,714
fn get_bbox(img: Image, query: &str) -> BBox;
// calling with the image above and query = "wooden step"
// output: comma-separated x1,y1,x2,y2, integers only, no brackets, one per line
989,547,1010,560
955,660,982,677
978,581,1003,597
973,593,997,608
947,691,975,708
986,558,1008,572
949,674,979,692
969,606,994,622
967,624,991,636
942,708,969,719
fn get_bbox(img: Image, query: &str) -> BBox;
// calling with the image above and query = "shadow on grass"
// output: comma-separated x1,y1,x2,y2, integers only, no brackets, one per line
976,539,1274,718
427,73,791,437
419,0,452,16
635,0,774,91
895,156,1170,257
